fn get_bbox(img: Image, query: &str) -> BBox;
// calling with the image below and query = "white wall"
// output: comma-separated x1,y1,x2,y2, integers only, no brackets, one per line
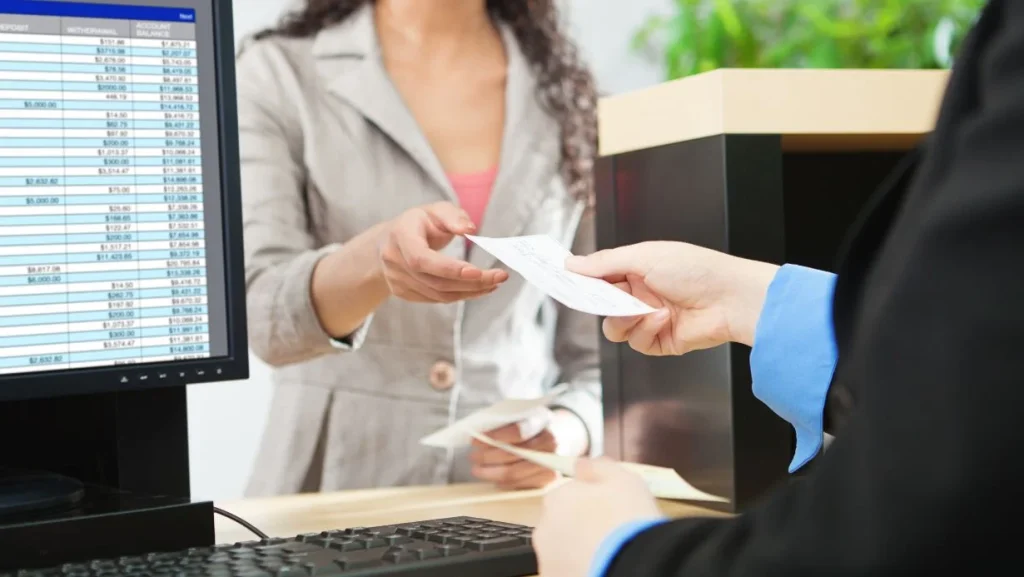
187,0,672,502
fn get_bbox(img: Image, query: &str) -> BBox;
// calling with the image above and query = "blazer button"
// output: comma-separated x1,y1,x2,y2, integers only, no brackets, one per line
429,361,456,391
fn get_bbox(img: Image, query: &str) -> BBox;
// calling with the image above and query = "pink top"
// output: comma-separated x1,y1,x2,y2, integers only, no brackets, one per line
448,166,498,228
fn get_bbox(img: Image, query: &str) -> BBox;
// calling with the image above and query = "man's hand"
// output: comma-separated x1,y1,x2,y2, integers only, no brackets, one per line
470,410,588,490
566,241,779,356
535,458,664,577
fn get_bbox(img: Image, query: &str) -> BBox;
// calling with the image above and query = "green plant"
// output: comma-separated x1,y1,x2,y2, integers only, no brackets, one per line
632,0,986,80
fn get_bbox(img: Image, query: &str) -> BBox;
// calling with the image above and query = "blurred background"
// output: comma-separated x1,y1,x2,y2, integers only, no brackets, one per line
188,0,984,502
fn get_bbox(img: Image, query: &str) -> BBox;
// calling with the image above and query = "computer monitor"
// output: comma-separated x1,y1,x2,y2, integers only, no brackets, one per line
0,0,247,403
0,0,247,565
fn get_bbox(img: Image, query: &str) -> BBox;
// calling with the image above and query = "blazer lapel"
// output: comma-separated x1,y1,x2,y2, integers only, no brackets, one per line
312,5,457,204
468,24,561,270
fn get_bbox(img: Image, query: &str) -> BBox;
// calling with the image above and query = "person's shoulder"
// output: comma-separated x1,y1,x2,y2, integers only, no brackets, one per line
235,31,317,87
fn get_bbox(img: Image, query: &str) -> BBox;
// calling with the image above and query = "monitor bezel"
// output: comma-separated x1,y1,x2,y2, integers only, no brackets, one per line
0,0,249,403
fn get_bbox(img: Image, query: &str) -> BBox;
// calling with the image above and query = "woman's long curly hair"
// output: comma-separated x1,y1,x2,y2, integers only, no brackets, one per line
255,0,598,205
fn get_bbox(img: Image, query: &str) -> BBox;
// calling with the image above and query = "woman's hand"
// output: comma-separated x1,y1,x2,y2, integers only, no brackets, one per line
379,202,508,303
566,241,779,356
470,410,588,490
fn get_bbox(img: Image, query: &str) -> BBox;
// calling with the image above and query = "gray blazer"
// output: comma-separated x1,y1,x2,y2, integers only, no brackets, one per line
236,4,602,496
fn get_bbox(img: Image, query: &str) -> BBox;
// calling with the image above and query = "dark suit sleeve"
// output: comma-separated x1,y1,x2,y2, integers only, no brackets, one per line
606,3,1024,575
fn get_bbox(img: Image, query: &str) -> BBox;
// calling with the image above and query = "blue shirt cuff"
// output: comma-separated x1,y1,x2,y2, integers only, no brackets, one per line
587,517,667,577
750,264,838,473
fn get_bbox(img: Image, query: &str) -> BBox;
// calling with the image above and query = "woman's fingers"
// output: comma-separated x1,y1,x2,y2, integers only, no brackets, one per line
410,268,507,293
398,239,480,280
422,202,477,236
387,276,497,303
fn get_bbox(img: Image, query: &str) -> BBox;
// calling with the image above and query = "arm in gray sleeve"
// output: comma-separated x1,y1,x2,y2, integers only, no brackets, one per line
236,42,373,366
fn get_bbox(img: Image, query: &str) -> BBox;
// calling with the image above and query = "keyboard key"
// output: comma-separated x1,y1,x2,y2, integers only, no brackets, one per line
384,535,413,546
359,538,389,549
274,567,307,577
334,559,384,571
467,537,525,551
303,537,330,549
411,548,444,561
428,533,467,545
383,550,419,564
436,545,469,557
411,529,439,540
326,540,363,552
282,543,319,554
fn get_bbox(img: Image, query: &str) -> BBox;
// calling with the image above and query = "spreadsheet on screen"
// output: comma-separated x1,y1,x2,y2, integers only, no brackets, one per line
0,0,231,377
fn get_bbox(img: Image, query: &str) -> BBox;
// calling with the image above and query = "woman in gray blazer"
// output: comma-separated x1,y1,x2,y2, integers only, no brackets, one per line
236,0,603,496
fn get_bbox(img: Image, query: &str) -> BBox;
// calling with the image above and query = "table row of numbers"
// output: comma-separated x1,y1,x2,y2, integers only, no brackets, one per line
0,35,196,48
0,176,201,186
3,196,200,208
0,76,197,88
1,213,203,223
0,110,198,119
0,197,203,207
0,167,200,177
0,346,211,372
1,52,196,65
0,275,204,295
0,323,207,346
0,160,200,170
1,306,208,329
3,336,209,357
0,230,204,247
1,100,198,110
0,43,196,57
1,250,205,271
0,260,205,279
2,294,207,316
0,239,203,256
0,137,199,146
2,284,204,304
0,119,198,129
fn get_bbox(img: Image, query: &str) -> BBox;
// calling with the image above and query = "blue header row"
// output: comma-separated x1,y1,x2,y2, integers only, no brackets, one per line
1,1,195,23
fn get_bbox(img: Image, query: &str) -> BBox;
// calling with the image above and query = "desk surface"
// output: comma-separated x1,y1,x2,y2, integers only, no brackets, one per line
214,484,725,574
598,68,950,156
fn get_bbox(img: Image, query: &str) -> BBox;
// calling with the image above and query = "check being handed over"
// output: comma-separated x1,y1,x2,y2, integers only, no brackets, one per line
465,234,656,317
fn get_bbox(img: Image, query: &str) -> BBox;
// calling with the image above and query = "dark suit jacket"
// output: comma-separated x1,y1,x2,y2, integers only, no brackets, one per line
607,1,1024,575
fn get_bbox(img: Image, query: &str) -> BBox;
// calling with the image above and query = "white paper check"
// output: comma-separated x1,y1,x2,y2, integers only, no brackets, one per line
466,234,657,317
469,431,727,503
419,385,567,449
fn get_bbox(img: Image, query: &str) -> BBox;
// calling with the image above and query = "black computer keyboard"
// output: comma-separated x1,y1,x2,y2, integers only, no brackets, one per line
4,517,537,577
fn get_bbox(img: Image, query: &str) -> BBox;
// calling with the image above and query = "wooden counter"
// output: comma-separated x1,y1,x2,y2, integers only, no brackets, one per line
599,68,948,155
213,483,725,545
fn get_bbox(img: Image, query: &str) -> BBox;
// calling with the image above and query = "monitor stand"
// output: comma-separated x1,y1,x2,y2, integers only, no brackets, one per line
0,386,214,570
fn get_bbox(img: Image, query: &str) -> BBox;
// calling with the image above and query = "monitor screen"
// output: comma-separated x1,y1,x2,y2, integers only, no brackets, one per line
0,0,247,401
